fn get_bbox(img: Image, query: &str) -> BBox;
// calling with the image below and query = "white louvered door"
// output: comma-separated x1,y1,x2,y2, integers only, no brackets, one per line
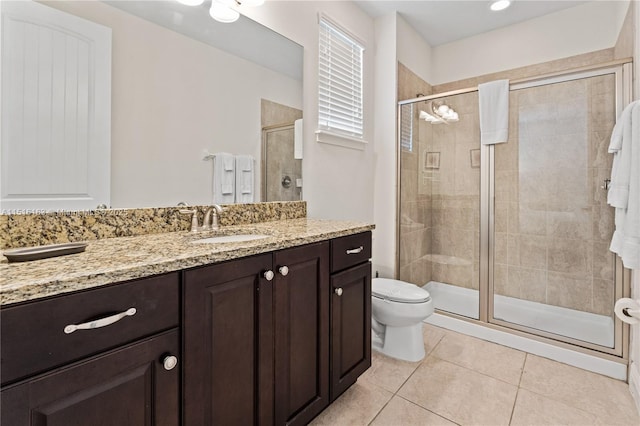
1,0,111,211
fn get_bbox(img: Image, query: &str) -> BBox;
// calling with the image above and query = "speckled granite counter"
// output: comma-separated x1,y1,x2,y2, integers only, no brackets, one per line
0,219,374,306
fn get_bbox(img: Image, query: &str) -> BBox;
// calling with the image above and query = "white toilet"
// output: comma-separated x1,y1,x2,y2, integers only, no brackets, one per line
371,278,434,362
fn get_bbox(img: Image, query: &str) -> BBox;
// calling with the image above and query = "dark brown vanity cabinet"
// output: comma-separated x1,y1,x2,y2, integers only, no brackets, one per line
0,232,372,426
330,232,372,401
0,273,181,426
183,241,330,426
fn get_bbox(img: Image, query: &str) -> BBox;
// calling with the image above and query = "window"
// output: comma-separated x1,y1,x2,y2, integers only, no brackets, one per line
317,16,364,146
400,104,414,152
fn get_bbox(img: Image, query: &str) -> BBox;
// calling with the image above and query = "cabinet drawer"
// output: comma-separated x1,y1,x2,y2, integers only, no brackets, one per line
330,232,371,273
1,272,180,385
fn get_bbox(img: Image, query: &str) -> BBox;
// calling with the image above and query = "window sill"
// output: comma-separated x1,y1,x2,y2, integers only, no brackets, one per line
315,130,368,151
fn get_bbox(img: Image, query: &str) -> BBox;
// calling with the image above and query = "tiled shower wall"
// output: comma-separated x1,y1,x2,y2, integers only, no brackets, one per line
427,93,480,291
399,53,621,316
398,63,432,285
494,76,617,316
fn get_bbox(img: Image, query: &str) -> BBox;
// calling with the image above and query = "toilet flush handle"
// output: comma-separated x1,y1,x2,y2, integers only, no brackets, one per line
334,288,343,296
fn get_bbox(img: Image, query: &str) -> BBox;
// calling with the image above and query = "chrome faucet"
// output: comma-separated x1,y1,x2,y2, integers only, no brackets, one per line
202,204,224,231
179,209,200,233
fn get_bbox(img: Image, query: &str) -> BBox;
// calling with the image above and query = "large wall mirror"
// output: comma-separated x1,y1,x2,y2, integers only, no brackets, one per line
0,0,303,211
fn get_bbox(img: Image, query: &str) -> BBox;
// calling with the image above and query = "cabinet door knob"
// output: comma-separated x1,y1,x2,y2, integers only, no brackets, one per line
162,355,178,371
334,288,343,296
263,270,275,281
279,266,289,276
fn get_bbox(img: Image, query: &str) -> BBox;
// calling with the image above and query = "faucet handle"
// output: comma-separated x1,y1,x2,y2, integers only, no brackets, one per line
179,209,200,233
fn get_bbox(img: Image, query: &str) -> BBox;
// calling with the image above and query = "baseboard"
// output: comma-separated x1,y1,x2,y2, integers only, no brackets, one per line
426,313,627,380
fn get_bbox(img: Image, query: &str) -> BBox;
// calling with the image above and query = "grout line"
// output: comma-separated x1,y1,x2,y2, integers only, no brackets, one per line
366,393,394,426
424,327,447,357
508,387,521,425
396,394,462,426
517,352,527,387
429,352,522,388
393,357,425,397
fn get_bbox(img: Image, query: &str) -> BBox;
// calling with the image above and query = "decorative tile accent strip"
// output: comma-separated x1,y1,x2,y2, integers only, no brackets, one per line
0,201,306,250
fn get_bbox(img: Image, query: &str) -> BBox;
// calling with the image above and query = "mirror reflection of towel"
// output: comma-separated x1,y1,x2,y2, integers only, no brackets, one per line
213,153,235,203
235,155,254,203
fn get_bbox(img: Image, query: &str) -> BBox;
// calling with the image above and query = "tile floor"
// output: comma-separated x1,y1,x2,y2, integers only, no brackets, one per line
310,324,640,426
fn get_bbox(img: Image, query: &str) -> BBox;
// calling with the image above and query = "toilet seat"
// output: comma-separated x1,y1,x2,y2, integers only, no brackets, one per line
372,278,431,304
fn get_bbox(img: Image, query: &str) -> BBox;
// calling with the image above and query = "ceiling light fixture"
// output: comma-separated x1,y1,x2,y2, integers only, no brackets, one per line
490,0,511,12
420,102,459,125
176,0,264,24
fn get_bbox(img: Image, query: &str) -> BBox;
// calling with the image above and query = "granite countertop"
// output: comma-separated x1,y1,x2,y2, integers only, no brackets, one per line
0,218,374,306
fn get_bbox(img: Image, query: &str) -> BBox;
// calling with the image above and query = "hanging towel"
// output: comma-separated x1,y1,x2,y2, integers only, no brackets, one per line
235,155,254,203
212,153,235,204
608,101,640,270
478,79,509,145
608,101,638,208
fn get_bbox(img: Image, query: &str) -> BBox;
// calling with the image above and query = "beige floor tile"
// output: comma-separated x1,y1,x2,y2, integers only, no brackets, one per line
520,355,640,425
423,323,447,355
398,356,518,426
510,388,598,425
431,331,526,385
370,395,457,426
360,351,421,393
309,378,392,426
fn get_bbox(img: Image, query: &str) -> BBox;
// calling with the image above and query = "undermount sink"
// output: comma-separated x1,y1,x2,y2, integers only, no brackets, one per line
191,234,270,244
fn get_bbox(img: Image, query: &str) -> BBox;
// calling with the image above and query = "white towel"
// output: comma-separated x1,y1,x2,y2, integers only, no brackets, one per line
212,153,235,204
608,102,640,270
235,155,254,203
608,101,638,208
479,79,509,145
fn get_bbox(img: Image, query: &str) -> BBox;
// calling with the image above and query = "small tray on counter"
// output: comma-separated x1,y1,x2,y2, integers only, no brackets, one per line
3,242,88,263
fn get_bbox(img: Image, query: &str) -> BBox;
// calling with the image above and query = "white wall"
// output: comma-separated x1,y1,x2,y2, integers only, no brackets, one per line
242,1,375,223
372,13,398,278
44,1,301,208
396,14,433,85
431,0,629,85
370,13,434,279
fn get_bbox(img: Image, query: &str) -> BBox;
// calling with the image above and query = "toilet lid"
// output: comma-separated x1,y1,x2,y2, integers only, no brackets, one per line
372,278,431,304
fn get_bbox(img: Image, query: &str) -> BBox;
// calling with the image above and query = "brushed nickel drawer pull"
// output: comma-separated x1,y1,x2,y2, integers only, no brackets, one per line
64,307,137,334
346,246,364,255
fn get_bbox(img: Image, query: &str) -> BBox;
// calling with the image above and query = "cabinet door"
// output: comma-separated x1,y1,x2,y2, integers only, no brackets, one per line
183,254,273,426
330,262,372,400
273,242,330,426
0,330,179,426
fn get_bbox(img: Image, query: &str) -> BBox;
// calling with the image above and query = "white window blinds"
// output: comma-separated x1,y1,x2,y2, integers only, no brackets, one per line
318,17,364,139
400,104,414,152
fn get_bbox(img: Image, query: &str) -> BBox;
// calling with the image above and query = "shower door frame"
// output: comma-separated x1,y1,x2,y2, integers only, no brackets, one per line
397,59,633,361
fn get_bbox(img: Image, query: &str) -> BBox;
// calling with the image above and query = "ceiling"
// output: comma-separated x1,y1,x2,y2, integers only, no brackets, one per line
104,1,303,80
354,0,589,46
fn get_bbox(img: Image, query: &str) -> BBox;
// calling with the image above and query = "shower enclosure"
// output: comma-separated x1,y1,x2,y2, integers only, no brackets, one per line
398,61,632,357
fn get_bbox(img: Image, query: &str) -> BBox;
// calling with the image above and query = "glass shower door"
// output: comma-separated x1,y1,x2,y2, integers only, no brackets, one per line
491,71,622,350
398,92,481,320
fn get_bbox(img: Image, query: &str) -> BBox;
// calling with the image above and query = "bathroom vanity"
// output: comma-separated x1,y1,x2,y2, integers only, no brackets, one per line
0,218,372,426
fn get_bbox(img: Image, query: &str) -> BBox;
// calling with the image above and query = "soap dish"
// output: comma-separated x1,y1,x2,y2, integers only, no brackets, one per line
3,242,88,262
